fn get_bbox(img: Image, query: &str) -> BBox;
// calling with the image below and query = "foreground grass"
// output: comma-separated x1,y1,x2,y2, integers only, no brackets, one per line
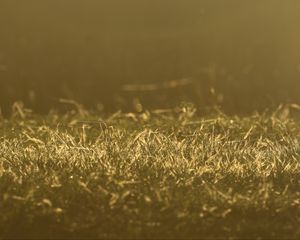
0,107,300,239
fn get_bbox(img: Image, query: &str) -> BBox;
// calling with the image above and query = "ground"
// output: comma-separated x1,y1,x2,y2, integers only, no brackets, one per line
0,105,300,239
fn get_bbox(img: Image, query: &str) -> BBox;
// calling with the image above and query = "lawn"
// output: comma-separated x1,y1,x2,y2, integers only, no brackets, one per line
0,104,300,239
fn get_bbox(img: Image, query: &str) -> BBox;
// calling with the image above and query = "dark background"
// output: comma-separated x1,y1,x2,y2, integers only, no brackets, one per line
0,1,300,114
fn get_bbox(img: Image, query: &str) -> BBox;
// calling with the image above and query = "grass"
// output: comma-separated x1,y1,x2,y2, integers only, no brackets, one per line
0,103,300,239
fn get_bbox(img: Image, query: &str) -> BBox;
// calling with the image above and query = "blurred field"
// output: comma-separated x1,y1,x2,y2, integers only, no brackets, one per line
1,1,300,114
1,104,300,239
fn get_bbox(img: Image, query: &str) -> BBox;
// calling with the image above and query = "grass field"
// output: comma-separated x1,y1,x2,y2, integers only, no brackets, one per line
1,103,300,239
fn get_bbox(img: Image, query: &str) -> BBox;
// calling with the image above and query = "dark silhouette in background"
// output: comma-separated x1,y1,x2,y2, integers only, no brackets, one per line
0,1,299,115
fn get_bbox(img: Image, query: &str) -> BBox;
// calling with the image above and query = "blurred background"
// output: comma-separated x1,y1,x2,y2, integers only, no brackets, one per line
0,0,300,115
